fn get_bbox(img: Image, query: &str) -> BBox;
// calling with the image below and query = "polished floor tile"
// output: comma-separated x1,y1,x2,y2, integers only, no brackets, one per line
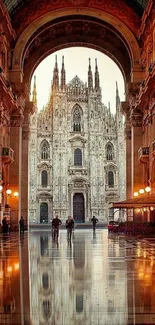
0,229,155,324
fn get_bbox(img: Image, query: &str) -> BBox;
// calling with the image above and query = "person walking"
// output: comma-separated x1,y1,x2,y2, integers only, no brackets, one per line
91,216,98,231
66,216,74,241
19,216,25,233
52,215,62,240
2,217,8,234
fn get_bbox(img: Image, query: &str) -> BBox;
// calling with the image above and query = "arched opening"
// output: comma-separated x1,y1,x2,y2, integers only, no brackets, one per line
106,142,114,161
41,140,50,160
41,170,48,187
8,2,143,227
73,193,85,223
40,203,48,223
74,148,82,166
108,171,114,187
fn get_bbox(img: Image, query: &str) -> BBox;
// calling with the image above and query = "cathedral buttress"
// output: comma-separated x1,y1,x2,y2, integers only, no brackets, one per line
88,58,93,92
95,58,100,92
52,55,59,92
61,55,66,91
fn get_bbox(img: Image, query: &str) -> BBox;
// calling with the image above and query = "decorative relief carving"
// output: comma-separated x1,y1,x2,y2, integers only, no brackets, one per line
10,113,24,127
130,108,143,127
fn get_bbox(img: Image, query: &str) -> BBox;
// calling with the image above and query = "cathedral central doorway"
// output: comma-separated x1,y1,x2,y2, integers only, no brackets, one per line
73,193,85,223
40,203,48,223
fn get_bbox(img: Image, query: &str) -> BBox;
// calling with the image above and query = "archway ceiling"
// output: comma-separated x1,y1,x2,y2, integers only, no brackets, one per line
2,0,146,36
3,0,149,19
23,16,131,83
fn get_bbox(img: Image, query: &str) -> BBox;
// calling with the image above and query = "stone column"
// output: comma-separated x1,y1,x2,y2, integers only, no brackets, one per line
21,110,30,228
131,114,143,195
9,114,23,229
127,82,143,196
122,102,132,199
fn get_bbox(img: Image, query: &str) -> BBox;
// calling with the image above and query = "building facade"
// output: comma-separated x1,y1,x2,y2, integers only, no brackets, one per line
28,57,126,224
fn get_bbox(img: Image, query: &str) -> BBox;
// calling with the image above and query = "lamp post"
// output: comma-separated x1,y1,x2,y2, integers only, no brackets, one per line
5,189,19,232
133,186,152,223
6,189,12,206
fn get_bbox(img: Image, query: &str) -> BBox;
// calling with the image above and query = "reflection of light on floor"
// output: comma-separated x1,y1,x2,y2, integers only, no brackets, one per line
14,263,19,271
7,266,13,273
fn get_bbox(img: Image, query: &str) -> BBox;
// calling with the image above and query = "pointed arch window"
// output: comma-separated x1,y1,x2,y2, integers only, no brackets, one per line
41,140,50,160
73,105,82,132
42,273,49,290
74,148,82,166
41,170,48,187
108,171,114,187
42,300,51,319
106,143,114,161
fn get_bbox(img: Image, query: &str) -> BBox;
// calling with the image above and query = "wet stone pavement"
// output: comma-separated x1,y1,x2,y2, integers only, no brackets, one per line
0,229,155,325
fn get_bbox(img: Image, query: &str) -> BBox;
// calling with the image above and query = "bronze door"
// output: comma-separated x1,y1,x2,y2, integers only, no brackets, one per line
40,203,48,223
73,193,85,223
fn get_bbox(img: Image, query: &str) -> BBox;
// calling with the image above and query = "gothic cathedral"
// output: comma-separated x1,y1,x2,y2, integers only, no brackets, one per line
28,56,126,224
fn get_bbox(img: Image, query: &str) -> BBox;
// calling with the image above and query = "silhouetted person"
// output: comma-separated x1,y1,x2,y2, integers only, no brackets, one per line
66,216,74,241
19,216,25,233
91,216,98,231
52,215,62,240
2,217,8,233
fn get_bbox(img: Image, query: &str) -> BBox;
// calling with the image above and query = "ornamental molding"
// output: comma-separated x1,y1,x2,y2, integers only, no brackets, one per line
10,112,24,127
69,134,87,143
37,162,52,170
36,192,52,199
130,108,143,127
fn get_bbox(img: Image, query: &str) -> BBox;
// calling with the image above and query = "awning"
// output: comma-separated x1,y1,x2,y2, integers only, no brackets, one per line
113,194,155,209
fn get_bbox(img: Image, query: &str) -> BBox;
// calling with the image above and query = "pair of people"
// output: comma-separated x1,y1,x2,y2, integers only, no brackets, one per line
52,215,74,241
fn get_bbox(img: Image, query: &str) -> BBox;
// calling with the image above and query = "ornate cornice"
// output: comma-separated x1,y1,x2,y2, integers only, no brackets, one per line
10,112,24,127
130,108,143,127
0,2,16,41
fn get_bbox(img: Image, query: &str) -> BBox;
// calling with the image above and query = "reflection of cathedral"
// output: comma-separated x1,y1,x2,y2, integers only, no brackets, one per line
28,56,126,224
28,231,128,325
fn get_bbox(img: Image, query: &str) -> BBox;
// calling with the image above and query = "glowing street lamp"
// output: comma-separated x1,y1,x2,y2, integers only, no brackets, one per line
145,186,151,193
134,192,139,197
139,189,145,194
13,192,19,198
6,189,12,195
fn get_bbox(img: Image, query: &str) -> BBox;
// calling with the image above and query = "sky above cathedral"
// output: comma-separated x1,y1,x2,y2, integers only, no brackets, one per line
31,47,125,113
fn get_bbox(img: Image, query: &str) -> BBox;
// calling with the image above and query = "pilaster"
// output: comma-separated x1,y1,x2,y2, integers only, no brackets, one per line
10,113,23,228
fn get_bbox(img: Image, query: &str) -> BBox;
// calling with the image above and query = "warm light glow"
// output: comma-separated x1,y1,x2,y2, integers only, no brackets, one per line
0,185,3,191
145,186,151,193
0,270,3,279
139,189,145,194
6,189,12,195
143,208,146,212
14,192,19,197
14,263,19,271
150,206,154,211
137,208,141,212
134,192,138,197
7,266,13,273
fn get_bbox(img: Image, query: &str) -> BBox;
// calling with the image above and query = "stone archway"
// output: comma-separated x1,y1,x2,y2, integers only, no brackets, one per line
10,6,142,86
7,1,144,227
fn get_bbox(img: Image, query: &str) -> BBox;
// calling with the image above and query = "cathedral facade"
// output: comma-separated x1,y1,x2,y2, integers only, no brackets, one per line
28,56,126,225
